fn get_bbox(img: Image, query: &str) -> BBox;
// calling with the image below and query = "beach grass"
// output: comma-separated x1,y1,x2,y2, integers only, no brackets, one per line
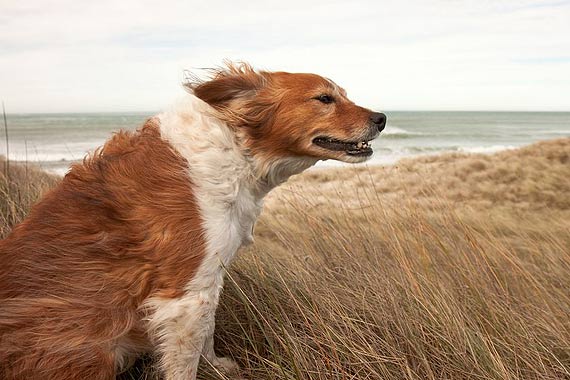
0,156,59,237
1,138,569,380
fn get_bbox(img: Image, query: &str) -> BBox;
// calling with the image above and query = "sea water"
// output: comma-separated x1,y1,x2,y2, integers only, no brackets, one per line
3,111,569,175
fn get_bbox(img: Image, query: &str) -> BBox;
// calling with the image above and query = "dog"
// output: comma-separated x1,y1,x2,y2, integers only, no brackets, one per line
0,62,386,380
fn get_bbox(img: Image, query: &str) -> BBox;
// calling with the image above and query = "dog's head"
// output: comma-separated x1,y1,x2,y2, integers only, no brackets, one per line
185,62,386,176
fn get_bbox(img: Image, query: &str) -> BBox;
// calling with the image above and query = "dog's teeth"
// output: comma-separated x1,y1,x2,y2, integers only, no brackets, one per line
356,142,363,149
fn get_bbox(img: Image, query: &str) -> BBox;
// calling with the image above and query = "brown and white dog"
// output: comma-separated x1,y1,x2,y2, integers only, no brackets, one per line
0,62,386,380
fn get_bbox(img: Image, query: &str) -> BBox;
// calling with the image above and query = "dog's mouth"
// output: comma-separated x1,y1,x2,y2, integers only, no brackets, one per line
312,137,374,157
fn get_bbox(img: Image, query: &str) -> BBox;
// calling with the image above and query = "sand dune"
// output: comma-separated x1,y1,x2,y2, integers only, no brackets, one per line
276,137,570,211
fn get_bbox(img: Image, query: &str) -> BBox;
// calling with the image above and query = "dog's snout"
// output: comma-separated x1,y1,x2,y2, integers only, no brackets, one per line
369,112,387,132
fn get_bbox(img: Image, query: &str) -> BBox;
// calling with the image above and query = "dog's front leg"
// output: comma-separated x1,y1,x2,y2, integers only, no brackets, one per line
202,318,239,374
147,294,218,380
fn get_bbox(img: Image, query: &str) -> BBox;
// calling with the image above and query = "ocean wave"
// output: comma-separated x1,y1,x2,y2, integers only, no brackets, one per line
536,130,570,135
403,146,448,153
374,144,518,156
7,152,82,162
458,145,516,154
6,140,105,163
380,126,422,139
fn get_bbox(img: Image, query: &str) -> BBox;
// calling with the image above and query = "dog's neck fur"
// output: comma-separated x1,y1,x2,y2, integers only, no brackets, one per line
159,94,316,204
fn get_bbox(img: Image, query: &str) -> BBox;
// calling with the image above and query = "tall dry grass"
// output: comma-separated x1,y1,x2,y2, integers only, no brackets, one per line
0,156,59,237
1,139,569,380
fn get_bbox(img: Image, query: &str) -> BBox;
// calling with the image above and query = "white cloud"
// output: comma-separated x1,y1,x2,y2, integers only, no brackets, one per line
0,0,569,112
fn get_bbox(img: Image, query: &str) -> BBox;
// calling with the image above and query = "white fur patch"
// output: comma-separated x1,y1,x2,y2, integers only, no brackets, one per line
141,95,316,380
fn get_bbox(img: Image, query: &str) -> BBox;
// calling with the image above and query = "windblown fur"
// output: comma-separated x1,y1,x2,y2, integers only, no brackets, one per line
0,62,385,380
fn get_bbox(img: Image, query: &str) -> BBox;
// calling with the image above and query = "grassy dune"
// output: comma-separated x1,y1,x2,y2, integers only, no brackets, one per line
1,139,569,380
0,158,59,237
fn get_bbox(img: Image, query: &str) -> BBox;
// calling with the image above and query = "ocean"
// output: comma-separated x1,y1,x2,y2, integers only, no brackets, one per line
3,111,569,175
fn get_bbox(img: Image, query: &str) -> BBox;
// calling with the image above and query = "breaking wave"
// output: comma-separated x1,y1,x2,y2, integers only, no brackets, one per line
381,126,422,139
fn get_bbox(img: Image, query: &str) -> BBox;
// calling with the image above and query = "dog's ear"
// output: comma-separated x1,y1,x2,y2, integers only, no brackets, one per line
185,62,266,109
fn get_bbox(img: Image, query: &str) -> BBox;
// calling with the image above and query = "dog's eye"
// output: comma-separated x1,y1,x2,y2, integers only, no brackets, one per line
314,94,335,104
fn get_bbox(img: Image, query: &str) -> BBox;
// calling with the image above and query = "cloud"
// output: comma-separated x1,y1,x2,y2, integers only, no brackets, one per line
1,0,569,112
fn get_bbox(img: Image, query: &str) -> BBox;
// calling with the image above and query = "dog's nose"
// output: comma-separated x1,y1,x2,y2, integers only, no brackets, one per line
370,112,386,132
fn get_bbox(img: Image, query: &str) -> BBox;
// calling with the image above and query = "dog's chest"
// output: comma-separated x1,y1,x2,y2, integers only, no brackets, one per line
199,183,262,268
229,188,260,248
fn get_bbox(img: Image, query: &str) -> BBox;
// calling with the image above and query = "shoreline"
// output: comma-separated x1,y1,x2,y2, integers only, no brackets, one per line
5,138,557,177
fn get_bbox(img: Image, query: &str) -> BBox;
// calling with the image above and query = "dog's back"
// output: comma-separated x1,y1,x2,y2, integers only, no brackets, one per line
0,120,205,379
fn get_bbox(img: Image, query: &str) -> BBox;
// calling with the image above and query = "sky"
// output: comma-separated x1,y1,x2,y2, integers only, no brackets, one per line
1,0,569,113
